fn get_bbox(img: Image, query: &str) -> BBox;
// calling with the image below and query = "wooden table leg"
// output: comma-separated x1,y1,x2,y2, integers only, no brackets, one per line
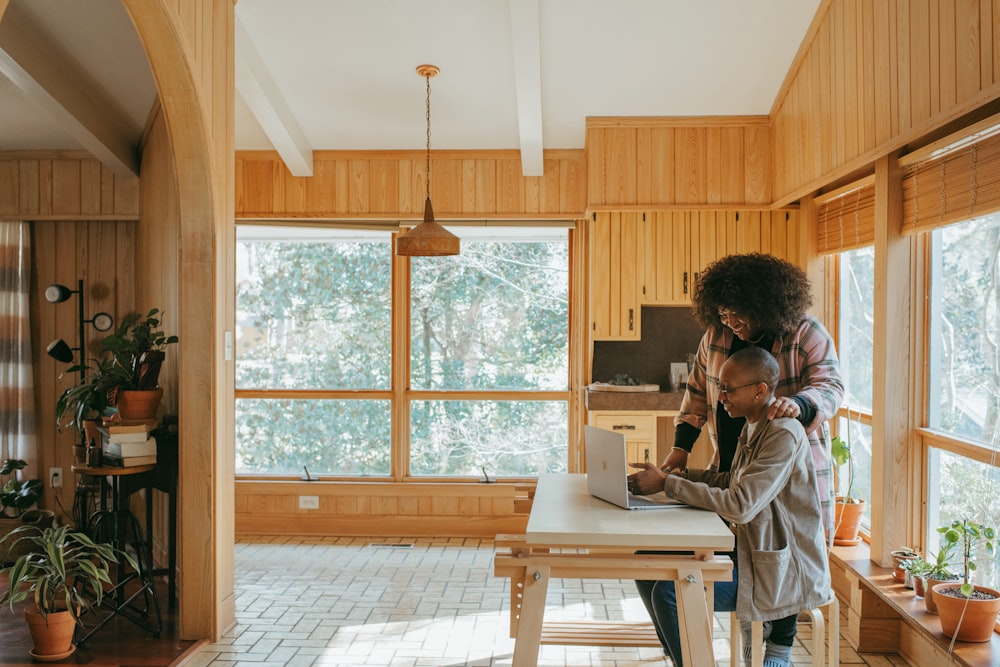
675,567,715,666
512,563,551,667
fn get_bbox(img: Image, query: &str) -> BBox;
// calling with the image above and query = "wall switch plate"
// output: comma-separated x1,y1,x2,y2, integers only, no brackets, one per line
298,495,319,510
49,467,63,488
669,362,689,389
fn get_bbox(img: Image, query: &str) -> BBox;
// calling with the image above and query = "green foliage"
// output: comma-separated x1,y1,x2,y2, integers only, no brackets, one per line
234,236,570,476
0,524,136,623
100,308,178,391
938,519,997,597
830,435,856,503
54,309,177,432
0,460,41,518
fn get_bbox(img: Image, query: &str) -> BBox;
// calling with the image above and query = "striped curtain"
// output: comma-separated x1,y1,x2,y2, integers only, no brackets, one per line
0,221,36,474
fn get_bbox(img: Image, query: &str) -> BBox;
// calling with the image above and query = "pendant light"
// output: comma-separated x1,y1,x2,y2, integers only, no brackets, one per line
396,64,460,256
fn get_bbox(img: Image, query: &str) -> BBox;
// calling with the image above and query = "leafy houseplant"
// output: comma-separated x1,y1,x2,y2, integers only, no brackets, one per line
0,524,137,659
55,309,178,429
931,519,1000,642
0,459,41,519
831,434,866,546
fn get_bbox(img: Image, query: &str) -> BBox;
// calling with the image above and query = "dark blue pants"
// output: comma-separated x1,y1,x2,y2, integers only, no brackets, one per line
635,552,738,667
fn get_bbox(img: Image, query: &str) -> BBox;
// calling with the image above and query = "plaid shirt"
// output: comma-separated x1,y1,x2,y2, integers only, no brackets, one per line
675,315,844,532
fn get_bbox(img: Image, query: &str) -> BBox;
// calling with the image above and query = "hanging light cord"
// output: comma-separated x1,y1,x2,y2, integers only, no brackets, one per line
425,72,432,202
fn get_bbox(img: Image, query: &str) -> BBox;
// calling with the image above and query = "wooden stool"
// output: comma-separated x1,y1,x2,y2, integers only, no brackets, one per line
729,597,839,667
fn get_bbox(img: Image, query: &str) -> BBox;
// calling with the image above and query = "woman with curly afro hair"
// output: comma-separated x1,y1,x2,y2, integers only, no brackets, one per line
627,252,843,667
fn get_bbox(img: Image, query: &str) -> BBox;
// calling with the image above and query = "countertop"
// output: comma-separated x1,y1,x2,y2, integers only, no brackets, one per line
585,388,685,411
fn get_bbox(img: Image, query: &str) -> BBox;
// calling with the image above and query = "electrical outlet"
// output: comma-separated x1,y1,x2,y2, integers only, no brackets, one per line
298,495,319,510
49,467,63,489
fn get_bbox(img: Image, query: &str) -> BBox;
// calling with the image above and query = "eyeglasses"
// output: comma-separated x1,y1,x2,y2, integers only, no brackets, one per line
716,380,759,394
717,309,746,324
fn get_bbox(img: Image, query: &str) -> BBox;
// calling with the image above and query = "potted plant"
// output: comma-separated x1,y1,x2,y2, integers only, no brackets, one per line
931,519,1000,642
55,309,178,428
889,546,919,586
0,459,41,519
100,309,178,421
831,433,866,546
0,523,136,660
911,533,961,613
55,356,118,453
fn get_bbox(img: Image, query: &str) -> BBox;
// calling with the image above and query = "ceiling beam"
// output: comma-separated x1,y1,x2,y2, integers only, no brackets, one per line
0,3,138,177
508,0,544,177
235,16,313,177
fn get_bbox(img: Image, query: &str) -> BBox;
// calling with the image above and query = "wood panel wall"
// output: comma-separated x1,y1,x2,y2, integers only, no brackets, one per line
585,117,772,207
771,0,1000,206
0,152,138,219
235,481,528,538
235,149,587,219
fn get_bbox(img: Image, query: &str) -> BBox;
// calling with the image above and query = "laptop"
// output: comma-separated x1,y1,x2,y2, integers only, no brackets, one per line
584,425,686,510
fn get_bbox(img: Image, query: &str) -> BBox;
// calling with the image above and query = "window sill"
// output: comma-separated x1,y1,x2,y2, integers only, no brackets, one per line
830,541,999,667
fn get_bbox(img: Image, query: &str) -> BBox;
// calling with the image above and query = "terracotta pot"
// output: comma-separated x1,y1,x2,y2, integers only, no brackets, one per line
932,583,1000,642
891,549,919,584
914,575,926,597
833,498,866,546
923,574,961,614
24,607,76,661
116,388,163,422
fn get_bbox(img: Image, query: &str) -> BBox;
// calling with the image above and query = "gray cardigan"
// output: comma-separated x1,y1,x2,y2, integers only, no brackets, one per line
663,416,833,622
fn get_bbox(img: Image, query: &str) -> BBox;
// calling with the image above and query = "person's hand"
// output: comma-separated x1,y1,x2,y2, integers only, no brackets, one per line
627,462,668,495
661,447,689,474
767,396,801,420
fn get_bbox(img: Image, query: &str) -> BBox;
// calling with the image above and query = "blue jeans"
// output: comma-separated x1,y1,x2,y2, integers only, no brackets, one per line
635,552,738,667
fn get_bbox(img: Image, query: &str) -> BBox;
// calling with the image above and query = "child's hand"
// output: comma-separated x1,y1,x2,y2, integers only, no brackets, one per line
627,462,668,495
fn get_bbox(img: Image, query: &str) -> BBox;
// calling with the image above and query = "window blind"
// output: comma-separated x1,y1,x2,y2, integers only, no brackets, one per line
901,118,1000,234
815,176,875,254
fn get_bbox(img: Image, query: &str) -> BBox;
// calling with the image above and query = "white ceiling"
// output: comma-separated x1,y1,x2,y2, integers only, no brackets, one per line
0,0,821,177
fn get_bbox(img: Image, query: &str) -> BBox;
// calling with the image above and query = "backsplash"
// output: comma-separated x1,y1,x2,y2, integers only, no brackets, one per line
592,306,704,388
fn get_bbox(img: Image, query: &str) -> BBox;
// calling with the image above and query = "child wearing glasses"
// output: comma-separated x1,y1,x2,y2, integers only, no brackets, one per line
629,346,832,667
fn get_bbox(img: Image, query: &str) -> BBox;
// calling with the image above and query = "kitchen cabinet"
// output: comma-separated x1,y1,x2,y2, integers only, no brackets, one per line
589,211,640,340
590,411,656,465
588,409,715,472
590,208,801,339
637,209,801,306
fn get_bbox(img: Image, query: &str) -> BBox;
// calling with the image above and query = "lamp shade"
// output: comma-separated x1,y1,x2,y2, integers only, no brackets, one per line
396,199,460,256
46,339,74,363
44,284,74,304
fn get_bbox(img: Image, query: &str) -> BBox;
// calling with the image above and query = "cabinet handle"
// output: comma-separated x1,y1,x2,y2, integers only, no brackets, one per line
683,271,688,294
628,308,634,331
644,448,650,463
612,425,637,430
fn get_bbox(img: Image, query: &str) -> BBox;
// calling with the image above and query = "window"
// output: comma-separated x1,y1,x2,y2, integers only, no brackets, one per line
925,214,1000,589
234,224,571,478
837,248,874,523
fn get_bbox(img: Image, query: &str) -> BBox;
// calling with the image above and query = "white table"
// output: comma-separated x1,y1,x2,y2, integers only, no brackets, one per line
494,473,734,666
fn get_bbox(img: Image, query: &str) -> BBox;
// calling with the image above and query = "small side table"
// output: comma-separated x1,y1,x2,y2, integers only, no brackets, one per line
70,464,162,643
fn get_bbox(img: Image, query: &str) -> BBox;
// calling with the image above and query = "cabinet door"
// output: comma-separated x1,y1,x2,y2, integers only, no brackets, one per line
643,211,691,305
591,413,656,466
589,212,640,340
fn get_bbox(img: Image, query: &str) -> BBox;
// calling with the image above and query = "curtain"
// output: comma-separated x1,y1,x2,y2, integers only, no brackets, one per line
0,221,36,476
815,175,876,254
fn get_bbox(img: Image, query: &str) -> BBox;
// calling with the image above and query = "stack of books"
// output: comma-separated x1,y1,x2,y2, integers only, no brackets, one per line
102,423,157,467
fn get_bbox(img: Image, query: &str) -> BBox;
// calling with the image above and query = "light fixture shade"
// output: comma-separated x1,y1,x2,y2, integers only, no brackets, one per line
44,284,73,304
396,198,460,256
91,312,114,332
46,339,74,363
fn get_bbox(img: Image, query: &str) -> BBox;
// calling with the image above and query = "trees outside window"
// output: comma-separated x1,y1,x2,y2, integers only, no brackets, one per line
838,247,874,524
926,214,1000,590
234,225,569,478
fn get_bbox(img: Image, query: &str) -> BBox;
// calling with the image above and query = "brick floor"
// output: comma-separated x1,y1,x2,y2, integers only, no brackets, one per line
181,536,913,667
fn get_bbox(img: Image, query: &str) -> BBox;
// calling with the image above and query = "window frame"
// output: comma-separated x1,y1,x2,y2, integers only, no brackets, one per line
233,222,577,482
